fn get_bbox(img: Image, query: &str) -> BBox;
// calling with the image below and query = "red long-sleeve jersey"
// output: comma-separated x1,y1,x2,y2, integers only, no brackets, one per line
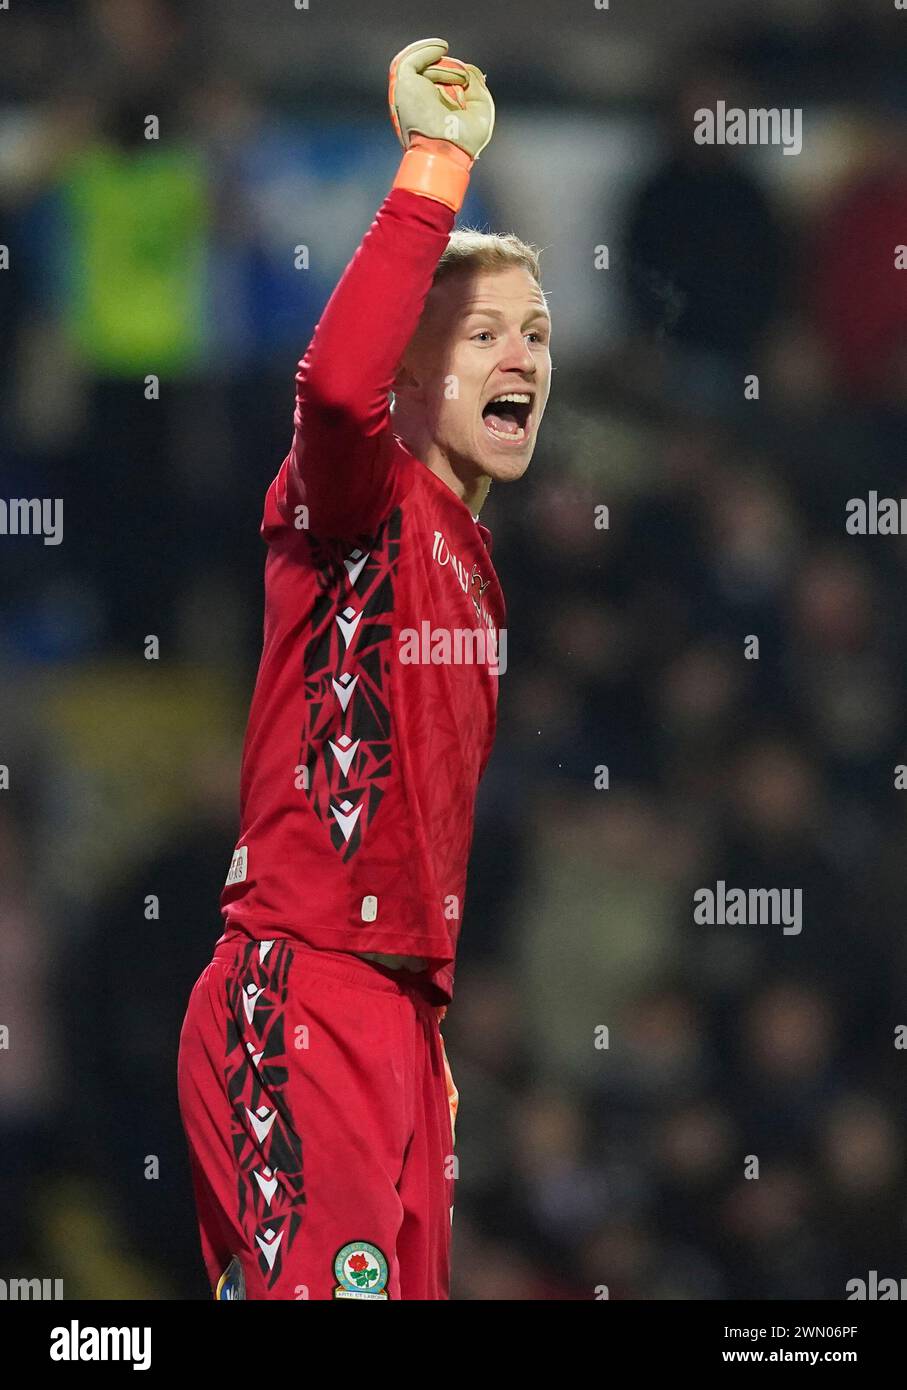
219,188,505,1002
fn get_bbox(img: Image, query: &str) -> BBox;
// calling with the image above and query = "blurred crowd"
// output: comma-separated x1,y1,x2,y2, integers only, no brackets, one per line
1,0,907,1298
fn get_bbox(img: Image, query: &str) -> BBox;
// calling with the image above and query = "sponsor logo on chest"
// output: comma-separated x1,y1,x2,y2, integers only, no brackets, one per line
431,530,496,634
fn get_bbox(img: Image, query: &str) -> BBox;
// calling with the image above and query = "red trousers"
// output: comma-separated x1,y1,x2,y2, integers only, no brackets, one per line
177,935,457,1300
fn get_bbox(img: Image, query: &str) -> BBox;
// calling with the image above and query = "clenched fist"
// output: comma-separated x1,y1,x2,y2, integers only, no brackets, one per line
388,37,495,163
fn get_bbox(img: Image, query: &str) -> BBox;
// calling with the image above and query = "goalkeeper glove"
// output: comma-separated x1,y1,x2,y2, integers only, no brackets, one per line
388,37,495,213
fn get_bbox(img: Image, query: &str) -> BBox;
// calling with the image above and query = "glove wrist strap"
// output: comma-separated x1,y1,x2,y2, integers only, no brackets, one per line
392,145,471,212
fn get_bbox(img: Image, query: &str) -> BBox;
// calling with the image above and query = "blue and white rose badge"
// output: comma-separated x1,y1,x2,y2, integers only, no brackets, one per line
333,1242,390,1300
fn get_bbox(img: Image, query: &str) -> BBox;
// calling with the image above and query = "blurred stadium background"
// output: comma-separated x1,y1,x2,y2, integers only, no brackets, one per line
2,0,907,1299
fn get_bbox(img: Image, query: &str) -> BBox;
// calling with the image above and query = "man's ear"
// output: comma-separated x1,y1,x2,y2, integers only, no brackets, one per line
393,363,422,396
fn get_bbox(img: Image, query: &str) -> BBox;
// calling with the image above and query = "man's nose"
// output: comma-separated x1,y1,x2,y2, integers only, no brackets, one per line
499,332,536,374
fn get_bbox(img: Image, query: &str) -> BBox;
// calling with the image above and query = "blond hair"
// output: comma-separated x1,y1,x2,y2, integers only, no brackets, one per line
431,227,544,290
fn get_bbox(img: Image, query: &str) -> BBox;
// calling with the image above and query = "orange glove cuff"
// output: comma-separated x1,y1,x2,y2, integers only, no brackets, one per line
392,143,472,213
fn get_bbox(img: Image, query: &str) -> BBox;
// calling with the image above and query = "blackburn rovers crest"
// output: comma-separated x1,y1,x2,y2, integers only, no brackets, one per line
333,1242,389,1299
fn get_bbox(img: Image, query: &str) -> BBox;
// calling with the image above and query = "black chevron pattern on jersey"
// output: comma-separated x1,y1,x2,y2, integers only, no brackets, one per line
298,509,401,860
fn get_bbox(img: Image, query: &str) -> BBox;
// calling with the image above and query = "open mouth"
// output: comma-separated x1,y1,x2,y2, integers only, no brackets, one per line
481,391,533,444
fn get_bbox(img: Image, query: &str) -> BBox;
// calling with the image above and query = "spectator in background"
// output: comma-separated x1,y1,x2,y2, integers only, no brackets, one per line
811,109,907,406
0,806,56,1271
625,61,786,409
53,745,240,1297
514,789,697,1088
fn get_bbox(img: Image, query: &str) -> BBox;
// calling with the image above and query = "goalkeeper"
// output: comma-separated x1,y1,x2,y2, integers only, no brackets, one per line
178,38,551,1301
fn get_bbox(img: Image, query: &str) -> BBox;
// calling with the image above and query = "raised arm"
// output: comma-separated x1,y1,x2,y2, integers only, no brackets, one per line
285,38,495,537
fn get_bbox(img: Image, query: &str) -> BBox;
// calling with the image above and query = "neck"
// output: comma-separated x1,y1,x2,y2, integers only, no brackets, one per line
424,450,491,518
395,414,491,516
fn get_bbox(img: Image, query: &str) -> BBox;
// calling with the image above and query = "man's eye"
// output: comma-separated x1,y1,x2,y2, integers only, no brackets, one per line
472,331,494,343
527,331,547,344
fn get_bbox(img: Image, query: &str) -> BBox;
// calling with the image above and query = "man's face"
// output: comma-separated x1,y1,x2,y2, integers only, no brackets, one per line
397,266,552,483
